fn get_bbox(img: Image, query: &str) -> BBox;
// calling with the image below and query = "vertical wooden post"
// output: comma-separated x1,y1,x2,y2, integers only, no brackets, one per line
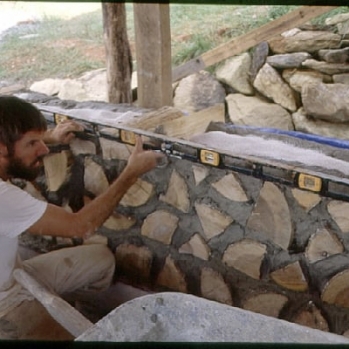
133,3,172,109
102,2,132,104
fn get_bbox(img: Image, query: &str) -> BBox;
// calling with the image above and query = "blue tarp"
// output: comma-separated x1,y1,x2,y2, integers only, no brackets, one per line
224,124,349,150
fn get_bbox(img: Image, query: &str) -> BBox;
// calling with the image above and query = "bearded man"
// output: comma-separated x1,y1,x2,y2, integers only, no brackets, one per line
0,96,163,333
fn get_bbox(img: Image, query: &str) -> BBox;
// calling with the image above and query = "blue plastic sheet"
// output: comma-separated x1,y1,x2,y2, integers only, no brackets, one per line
224,125,349,150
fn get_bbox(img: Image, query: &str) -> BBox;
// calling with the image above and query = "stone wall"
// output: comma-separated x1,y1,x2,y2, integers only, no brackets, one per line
12,96,349,338
173,11,349,141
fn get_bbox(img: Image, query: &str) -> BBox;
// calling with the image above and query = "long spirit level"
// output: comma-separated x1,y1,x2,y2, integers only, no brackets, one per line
38,106,349,202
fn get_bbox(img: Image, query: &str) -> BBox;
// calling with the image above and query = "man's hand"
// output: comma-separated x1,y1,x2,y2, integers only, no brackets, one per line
124,136,165,179
44,120,84,144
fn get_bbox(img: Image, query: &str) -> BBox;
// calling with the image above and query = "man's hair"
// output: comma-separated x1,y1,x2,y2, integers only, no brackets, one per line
0,96,47,154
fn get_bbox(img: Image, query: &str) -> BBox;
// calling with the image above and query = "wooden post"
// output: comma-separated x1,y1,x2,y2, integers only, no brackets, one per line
102,2,132,104
133,3,172,109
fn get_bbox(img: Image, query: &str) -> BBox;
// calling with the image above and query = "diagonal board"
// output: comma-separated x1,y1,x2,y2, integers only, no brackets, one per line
13,269,93,337
172,6,338,82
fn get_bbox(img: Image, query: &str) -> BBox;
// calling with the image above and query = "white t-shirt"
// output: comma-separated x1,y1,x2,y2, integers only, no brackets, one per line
0,179,47,298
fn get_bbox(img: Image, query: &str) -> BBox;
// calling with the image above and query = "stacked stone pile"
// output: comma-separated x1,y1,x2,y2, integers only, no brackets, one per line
173,11,349,141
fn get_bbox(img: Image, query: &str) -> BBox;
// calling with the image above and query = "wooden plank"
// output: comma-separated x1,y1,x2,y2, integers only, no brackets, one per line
122,106,185,131
133,3,172,108
13,269,93,338
172,6,338,82
161,103,225,139
118,104,225,139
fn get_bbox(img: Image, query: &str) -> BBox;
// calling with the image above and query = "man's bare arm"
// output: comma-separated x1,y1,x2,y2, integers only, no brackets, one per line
28,137,163,238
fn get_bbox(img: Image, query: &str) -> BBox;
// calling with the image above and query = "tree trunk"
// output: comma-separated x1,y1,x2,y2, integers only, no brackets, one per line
102,2,132,104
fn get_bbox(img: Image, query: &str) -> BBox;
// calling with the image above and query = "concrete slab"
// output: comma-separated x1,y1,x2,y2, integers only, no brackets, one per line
76,292,349,343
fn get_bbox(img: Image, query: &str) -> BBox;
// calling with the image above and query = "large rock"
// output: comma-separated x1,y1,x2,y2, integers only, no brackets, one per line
225,93,293,130
253,63,298,112
250,41,269,82
266,52,311,69
292,109,349,141
268,31,341,54
325,13,349,35
325,12,349,26
76,292,349,343
173,71,226,112
318,47,349,64
57,79,89,102
302,82,349,123
29,78,65,96
337,20,349,35
302,59,349,75
29,69,141,103
282,69,331,93
29,69,108,102
215,52,254,95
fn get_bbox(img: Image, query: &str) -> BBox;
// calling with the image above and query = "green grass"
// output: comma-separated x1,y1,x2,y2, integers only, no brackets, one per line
311,6,349,24
0,11,105,83
0,4,348,86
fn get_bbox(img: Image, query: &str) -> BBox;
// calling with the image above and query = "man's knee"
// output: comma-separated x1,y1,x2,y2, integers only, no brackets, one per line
88,244,115,266
85,244,115,281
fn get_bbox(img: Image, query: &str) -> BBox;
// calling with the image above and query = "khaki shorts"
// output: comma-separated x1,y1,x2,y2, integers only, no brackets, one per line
0,244,115,320
22,244,115,295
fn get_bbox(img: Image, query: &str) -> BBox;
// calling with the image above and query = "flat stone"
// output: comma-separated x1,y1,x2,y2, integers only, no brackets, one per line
76,292,349,343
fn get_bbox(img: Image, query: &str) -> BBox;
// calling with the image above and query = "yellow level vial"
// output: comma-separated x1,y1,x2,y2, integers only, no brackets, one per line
298,173,322,192
120,130,136,145
200,149,220,167
54,113,69,124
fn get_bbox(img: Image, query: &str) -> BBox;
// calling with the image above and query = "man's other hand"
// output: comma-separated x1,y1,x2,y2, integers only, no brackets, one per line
44,120,84,144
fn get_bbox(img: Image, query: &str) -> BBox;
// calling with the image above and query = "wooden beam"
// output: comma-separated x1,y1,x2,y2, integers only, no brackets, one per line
13,269,93,338
172,6,338,82
133,3,172,108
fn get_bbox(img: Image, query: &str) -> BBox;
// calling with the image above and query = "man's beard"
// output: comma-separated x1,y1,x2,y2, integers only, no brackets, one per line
7,156,43,181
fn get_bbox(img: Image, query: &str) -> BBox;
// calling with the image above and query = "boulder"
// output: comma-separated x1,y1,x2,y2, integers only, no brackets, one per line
225,93,293,130
292,109,349,141
173,71,226,112
253,63,298,112
215,52,254,95
302,82,349,123
268,31,341,54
